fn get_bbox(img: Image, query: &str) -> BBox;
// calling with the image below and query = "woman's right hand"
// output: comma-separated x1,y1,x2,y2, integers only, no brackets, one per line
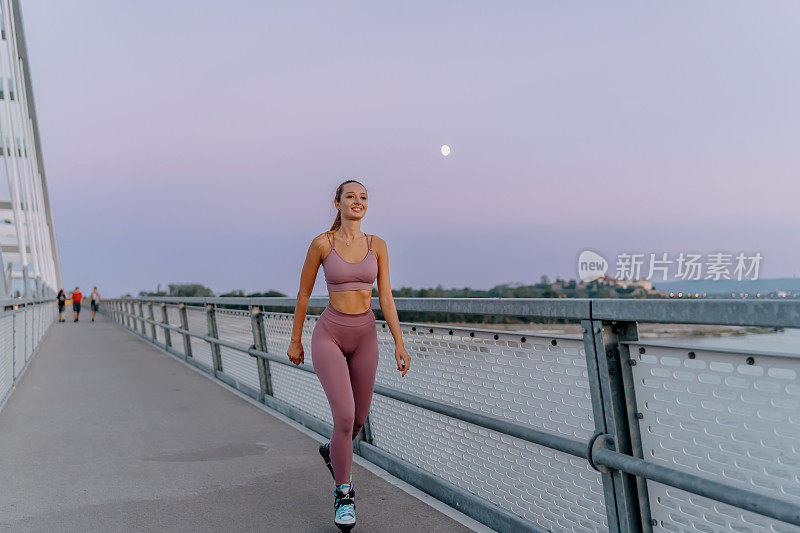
287,340,304,365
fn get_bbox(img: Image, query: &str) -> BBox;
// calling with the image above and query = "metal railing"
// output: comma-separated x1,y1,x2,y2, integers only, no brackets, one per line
103,297,800,533
0,297,58,413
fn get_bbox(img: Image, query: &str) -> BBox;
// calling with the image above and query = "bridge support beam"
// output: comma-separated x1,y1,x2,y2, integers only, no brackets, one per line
205,303,223,375
582,319,651,533
147,302,156,341
249,305,273,401
178,303,192,360
160,303,171,349
138,301,146,335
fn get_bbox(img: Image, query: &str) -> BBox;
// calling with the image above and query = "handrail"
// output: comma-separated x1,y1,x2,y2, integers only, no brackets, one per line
114,295,800,327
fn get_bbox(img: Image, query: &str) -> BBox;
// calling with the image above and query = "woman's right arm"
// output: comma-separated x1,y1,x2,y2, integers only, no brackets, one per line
287,235,325,365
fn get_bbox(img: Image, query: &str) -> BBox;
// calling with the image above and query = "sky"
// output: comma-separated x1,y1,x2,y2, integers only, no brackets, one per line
19,1,800,296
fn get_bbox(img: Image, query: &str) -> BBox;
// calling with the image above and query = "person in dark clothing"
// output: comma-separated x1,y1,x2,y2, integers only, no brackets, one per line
56,289,66,322
90,287,100,322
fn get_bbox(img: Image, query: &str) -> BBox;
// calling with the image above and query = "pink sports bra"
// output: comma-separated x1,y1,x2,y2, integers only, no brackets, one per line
322,232,378,292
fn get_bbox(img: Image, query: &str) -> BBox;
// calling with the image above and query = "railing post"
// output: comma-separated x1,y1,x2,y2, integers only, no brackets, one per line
205,303,223,375
161,302,172,349
358,415,374,446
249,305,273,400
138,301,147,335
11,311,15,384
582,319,650,533
147,301,156,340
178,303,192,360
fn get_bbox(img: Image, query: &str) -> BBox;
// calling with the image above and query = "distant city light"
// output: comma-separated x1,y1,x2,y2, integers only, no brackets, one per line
441,144,451,156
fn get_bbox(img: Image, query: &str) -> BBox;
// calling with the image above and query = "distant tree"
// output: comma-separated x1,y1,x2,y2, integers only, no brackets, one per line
246,290,287,297
219,290,246,297
168,283,214,297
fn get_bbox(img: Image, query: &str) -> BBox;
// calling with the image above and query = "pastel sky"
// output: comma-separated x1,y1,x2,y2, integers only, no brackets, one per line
21,1,800,296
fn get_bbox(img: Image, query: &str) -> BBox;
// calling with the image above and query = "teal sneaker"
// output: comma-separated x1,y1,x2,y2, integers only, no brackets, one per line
333,482,356,531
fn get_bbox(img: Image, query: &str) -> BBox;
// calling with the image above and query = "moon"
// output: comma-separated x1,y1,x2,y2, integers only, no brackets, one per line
440,144,451,156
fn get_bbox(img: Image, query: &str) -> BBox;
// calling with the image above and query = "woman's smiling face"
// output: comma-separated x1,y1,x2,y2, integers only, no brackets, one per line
336,182,368,220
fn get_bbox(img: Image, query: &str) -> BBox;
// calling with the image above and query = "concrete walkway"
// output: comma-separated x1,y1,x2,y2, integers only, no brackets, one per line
0,315,473,532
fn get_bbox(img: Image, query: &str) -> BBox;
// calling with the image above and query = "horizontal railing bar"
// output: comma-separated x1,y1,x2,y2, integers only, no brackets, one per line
593,448,800,526
592,298,800,328
115,296,592,319
0,297,53,306
111,296,800,328
622,339,800,360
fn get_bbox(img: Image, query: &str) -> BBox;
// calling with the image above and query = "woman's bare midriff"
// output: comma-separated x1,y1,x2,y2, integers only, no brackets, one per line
329,289,373,314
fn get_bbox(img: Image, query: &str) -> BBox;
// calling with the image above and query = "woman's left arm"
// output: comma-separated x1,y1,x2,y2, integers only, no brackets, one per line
374,236,411,376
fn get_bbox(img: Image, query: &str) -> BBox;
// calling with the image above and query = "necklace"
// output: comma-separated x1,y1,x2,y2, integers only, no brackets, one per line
338,231,363,246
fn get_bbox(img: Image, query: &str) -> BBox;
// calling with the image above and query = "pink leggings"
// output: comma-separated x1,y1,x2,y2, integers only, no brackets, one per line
311,304,379,484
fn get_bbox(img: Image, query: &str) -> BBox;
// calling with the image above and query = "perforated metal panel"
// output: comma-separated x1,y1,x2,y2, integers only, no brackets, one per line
185,306,213,368
166,305,185,354
264,312,315,359
25,307,31,359
264,312,333,424
216,310,259,390
13,313,23,378
0,314,13,400
629,342,800,533
370,321,606,532
374,323,596,441
1,304,56,399
370,396,606,532
148,303,164,345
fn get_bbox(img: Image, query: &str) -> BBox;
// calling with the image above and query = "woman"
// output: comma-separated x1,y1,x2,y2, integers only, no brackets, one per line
287,179,411,531
56,289,66,323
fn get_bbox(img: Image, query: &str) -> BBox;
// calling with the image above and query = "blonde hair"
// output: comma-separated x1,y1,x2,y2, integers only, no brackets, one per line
329,179,366,231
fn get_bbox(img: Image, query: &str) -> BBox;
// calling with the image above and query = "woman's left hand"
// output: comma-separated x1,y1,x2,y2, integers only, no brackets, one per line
394,345,411,377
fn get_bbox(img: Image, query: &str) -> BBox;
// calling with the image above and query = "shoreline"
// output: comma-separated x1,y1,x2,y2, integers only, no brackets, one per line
429,322,776,339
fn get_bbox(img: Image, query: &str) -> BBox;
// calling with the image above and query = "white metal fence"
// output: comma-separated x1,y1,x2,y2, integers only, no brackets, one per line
104,297,800,533
0,298,57,412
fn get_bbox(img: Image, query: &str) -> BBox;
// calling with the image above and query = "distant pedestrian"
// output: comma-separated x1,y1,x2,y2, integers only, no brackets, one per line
90,287,100,322
71,287,82,322
56,289,66,322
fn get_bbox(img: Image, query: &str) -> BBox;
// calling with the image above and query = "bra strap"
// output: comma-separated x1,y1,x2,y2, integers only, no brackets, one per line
367,234,372,250
327,232,335,253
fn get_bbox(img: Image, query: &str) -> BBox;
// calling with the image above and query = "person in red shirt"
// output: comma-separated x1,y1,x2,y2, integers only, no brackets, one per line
71,287,83,322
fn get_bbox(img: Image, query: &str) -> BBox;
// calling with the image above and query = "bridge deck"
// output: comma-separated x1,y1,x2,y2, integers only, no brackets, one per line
0,316,472,532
